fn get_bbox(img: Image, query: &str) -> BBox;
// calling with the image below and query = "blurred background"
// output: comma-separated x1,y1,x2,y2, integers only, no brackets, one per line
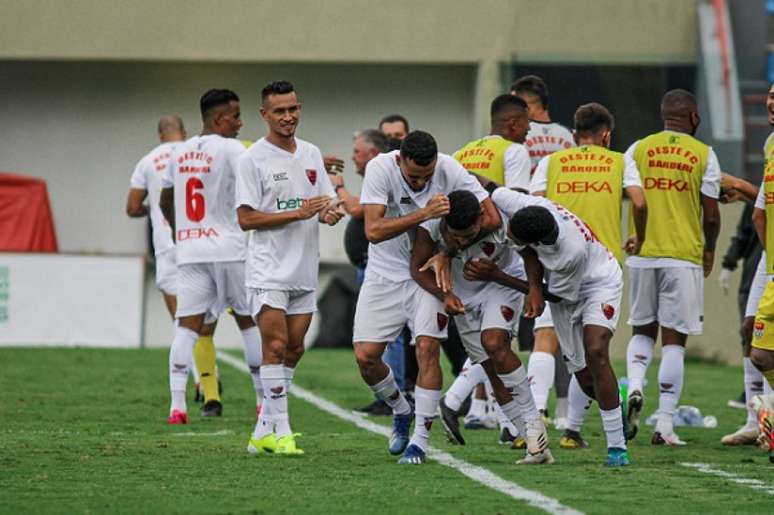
0,0,772,363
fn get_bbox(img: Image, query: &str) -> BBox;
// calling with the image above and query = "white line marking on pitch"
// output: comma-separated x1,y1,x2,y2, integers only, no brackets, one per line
680,462,774,495
218,351,582,515
171,429,235,437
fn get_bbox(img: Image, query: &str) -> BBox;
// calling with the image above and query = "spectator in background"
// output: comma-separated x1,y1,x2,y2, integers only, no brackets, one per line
379,114,410,141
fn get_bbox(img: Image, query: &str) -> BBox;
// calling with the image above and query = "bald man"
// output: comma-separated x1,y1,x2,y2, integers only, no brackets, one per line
623,89,721,446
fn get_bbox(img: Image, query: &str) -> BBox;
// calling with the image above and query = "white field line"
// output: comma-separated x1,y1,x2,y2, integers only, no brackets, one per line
680,462,774,495
171,429,235,437
217,351,582,515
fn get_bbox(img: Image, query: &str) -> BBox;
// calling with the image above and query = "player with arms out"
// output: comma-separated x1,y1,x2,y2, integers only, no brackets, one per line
530,103,647,448
412,190,553,464
159,89,262,425
623,89,721,446
353,130,500,464
236,81,343,456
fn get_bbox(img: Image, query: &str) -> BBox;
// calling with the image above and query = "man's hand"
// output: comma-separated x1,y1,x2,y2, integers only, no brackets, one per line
443,292,465,316
462,258,501,282
419,253,453,292
323,155,344,174
320,199,345,226
329,174,345,189
422,193,450,220
523,288,545,318
623,235,642,256
719,267,732,295
703,249,715,278
298,196,330,220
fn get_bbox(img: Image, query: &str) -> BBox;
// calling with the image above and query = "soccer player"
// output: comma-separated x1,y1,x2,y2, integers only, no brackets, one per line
236,81,343,456
412,190,553,464
487,184,631,466
454,94,532,190
159,89,263,425
530,103,647,448
353,130,500,464
624,89,721,446
379,114,410,141
511,75,575,428
750,82,774,459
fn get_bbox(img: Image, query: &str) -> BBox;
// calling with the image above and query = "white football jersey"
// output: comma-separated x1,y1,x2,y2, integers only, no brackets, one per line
162,134,246,265
491,188,620,303
420,211,525,306
360,151,489,283
130,142,176,256
524,121,574,175
235,137,335,291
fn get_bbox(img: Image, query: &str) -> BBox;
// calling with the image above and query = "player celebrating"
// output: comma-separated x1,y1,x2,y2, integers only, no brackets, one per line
530,103,647,447
236,81,343,456
485,183,630,467
159,89,263,425
412,190,553,464
353,130,500,464
624,89,721,446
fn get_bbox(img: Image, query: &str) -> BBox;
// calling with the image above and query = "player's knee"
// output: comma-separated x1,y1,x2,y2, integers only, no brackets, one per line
584,341,610,368
263,338,287,362
750,348,774,372
354,344,380,370
415,338,440,366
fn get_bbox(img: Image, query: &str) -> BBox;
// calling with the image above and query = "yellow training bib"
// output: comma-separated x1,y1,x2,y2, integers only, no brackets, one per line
454,136,514,186
763,132,774,273
545,145,625,261
628,131,710,265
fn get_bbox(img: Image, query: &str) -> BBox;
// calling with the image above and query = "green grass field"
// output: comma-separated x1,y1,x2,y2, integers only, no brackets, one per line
2,347,772,514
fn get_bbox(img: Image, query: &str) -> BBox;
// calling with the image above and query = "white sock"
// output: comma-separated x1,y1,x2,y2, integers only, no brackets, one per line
241,327,263,405
445,359,481,412
483,379,510,427
527,351,555,412
600,406,626,449
257,364,291,438
567,375,592,432
555,396,568,420
284,366,295,394
626,334,654,394
744,357,764,427
169,326,198,413
498,366,539,423
410,386,441,451
656,345,685,433
468,397,487,418
369,368,411,416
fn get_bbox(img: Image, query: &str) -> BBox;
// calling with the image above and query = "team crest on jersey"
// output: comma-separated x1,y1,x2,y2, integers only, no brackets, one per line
500,305,515,322
305,169,317,185
754,321,765,339
437,313,449,331
480,241,495,256
424,419,434,431
270,386,285,395
601,303,615,320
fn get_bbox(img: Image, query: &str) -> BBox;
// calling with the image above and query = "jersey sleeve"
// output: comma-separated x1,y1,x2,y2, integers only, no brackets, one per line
419,218,442,243
529,156,550,194
360,158,391,206
503,144,531,190
701,149,722,199
624,141,639,161
492,187,543,217
756,178,766,209
234,154,262,210
622,154,643,188
448,158,488,202
129,160,147,189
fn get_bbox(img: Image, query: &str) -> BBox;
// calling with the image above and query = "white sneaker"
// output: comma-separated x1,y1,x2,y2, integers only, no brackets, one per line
651,429,687,446
525,418,550,455
517,448,555,465
464,413,497,430
720,424,759,446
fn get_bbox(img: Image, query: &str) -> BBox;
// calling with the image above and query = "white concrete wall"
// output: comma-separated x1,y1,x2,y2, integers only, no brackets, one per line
0,61,475,259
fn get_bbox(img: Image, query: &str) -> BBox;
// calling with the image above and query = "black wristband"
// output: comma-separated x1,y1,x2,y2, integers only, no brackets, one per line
485,182,499,196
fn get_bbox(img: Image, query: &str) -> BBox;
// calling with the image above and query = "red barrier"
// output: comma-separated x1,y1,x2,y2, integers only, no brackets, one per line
0,172,58,252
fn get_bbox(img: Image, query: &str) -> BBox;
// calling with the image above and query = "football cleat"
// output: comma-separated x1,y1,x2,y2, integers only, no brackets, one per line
389,413,413,455
464,414,497,430
167,409,188,425
720,424,759,446
193,383,203,403
626,390,643,441
559,429,589,449
727,391,746,410
397,444,426,464
539,409,552,428
201,400,223,417
606,447,630,467
516,448,554,465
275,434,304,455
511,437,527,450
247,433,277,454
525,419,550,456
498,426,517,445
651,430,687,446
439,396,465,445
751,394,774,457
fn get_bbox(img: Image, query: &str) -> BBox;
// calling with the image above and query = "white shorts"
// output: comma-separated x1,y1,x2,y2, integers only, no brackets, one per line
627,266,704,335
176,261,250,323
155,249,177,296
745,253,771,318
533,304,554,330
352,272,448,344
455,286,523,364
551,285,622,374
249,288,316,316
